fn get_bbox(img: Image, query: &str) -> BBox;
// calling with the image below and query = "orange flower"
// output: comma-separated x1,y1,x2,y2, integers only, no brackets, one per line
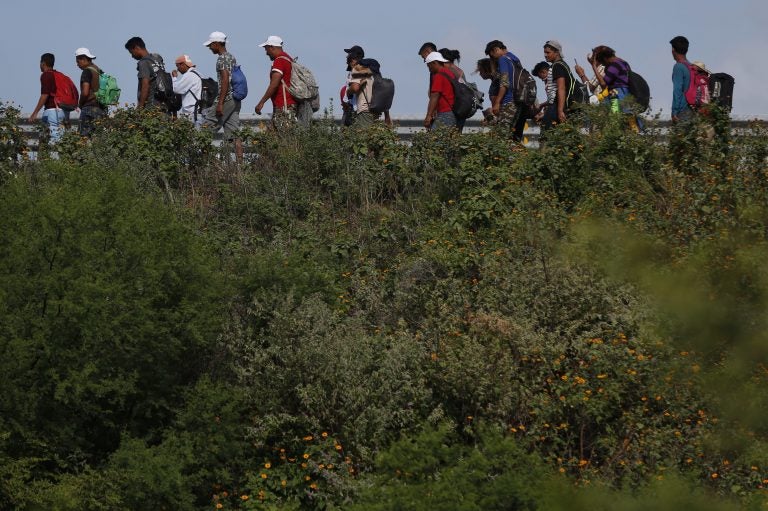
303,453,310,459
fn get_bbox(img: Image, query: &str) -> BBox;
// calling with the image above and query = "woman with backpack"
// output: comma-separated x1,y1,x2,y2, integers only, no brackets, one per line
588,45,640,130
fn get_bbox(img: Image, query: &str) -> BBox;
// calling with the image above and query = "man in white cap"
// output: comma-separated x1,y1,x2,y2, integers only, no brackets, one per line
201,31,242,161
254,35,297,130
74,47,106,137
423,51,456,129
171,54,203,124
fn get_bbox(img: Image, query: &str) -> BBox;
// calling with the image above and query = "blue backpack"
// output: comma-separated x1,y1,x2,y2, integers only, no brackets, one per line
231,65,248,101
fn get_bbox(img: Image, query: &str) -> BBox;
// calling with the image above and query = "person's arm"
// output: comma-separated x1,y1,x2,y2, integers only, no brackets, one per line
671,63,688,121
217,68,230,116
79,70,92,108
28,93,49,121
137,77,150,108
425,91,440,128
493,59,510,115
255,70,282,115
592,60,608,90
556,76,567,122
384,110,392,126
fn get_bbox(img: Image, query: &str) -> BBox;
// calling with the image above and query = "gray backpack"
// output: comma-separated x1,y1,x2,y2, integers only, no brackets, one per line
277,56,319,103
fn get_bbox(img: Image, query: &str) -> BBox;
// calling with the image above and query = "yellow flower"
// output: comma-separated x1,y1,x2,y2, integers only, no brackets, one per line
305,476,311,481
303,453,310,459
303,435,313,441
264,462,271,469
260,473,268,479
281,479,287,487
711,473,719,479
335,444,342,451
310,483,318,489
216,504,223,510
301,462,308,469
241,495,249,501
321,432,328,438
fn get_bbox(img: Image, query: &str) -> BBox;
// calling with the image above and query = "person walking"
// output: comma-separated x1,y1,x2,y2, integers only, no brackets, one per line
201,31,243,161
540,40,576,131
28,53,71,143
670,35,693,123
124,36,168,111
74,47,106,138
171,54,203,124
484,40,527,140
254,35,297,131
423,51,456,130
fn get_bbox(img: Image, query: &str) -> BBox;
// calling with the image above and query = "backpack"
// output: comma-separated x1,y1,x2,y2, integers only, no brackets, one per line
368,74,395,115
553,61,587,106
684,62,711,109
438,68,476,120
88,66,121,106
141,55,181,112
626,63,651,111
50,70,79,111
277,56,319,104
465,81,485,114
190,70,218,109
231,64,248,101
709,72,734,111
512,60,537,106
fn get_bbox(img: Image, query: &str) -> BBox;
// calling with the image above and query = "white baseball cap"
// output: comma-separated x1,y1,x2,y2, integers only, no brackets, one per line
75,47,96,59
424,51,448,64
203,31,227,46
258,35,284,48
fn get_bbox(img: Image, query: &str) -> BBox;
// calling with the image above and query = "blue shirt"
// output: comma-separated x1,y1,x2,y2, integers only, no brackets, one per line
497,52,520,104
671,61,690,116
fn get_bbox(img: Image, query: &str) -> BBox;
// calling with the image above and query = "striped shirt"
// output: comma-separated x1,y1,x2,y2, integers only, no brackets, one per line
604,59,630,90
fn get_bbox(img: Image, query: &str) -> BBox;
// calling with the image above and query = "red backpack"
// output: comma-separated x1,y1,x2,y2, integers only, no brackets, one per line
684,62,711,109
51,70,79,111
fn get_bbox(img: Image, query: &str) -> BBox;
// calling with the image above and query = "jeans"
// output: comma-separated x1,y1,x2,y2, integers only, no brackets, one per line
42,108,65,143
431,111,457,129
79,104,106,137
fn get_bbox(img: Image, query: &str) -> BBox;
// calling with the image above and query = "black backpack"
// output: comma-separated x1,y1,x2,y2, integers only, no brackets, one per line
190,70,219,110
512,60,537,106
554,61,588,106
626,62,651,111
368,74,395,115
143,55,182,112
438,69,476,120
709,73,734,111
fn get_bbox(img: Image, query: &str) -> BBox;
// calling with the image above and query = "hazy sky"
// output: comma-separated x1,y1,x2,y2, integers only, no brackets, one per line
2,0,766,119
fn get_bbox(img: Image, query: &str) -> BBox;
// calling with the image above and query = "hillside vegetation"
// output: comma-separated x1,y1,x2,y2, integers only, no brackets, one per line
1,103,767,510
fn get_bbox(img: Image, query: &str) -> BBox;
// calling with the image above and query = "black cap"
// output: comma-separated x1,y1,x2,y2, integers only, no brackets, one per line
344,45,365,58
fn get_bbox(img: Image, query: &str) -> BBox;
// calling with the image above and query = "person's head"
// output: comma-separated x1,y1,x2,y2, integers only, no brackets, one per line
532,61,550,80
670,35,689,57
258,35,284,60
204,31,228,55
124,36,147,60
345,44,364,70
424,51,448,73
175,54,194,73
543,40,563,62
40,52,55,71
75,47,96,69
439,48,460,64
476,57,494,79
591,45,615,65
544,40,563,62
484,40,506,59
418,42,437,60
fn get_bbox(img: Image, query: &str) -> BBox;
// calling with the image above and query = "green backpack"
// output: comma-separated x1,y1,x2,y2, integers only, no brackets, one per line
89,66,121,106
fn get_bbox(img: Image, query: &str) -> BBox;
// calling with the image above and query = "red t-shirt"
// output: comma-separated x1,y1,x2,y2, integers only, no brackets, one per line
431,68,455,113
271,51,297,109
41,71,57,109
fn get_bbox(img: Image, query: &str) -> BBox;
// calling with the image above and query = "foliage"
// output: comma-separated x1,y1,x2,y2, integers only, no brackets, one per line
351,423,549,511
0,101,28,164
0,160,225,503
1,106,767,509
